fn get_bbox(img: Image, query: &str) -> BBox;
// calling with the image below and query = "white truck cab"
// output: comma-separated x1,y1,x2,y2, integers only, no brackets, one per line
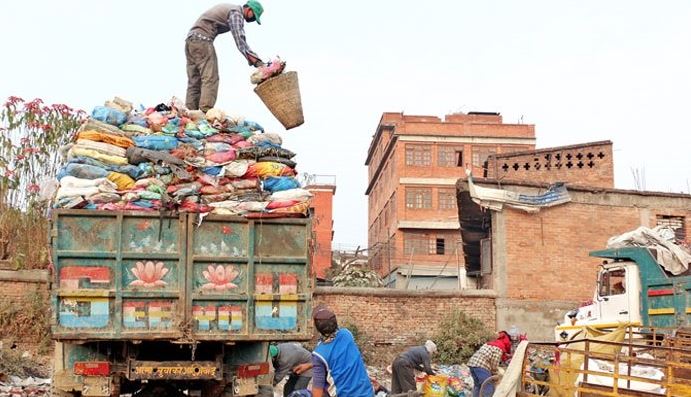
555,261,642,341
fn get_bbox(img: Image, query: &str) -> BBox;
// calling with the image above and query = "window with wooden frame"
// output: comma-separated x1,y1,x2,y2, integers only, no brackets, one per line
438,146,464,167
472,147,497,167
405,188,432,209
404,233,429,255
405,144,432,166
438,189,457,210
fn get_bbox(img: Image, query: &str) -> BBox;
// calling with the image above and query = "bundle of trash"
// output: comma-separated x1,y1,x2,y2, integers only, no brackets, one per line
53,97,311,218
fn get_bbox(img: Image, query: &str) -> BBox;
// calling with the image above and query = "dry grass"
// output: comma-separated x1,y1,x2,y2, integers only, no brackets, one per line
0,205,50,270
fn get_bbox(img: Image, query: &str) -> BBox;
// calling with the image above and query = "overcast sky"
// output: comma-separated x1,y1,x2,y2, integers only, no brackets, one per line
2,0,690,248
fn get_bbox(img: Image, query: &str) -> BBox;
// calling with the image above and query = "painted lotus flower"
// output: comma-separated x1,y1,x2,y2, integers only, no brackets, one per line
129,261,168,287
202,265,240,291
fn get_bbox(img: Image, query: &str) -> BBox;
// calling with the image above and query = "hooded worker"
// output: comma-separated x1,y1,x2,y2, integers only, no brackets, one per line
467,331,512,397
185,2,266,112
270,343,313,397
295,306,374,397
390,340,437,393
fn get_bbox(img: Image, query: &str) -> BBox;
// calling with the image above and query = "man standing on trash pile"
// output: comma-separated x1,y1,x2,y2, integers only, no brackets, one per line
293,306,374,397
270,342,313,397
185,2,266,112
467,331,512,397
390,340,437,394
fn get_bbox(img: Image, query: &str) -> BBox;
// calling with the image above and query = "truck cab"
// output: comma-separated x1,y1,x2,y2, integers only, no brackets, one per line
555,247,691,341
555,261,642,340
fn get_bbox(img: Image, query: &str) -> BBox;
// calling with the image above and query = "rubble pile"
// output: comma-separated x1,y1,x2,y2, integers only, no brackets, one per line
332,264,384,288
53,97,311,218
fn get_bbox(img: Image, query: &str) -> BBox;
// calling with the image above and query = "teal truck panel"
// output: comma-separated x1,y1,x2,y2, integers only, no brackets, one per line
51,210,313,341
591,247,691,328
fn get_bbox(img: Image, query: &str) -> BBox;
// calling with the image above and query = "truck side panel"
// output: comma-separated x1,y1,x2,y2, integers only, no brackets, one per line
51,210,312,342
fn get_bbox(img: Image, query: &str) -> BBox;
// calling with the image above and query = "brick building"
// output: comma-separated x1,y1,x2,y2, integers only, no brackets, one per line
306,175,336,279
456,142,691,339
365,112,536,287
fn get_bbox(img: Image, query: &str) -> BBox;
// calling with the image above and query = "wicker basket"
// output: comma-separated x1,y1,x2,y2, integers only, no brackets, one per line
254,71,304,130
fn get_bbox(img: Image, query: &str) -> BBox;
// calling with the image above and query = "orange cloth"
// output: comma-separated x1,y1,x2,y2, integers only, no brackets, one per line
78,130,134,149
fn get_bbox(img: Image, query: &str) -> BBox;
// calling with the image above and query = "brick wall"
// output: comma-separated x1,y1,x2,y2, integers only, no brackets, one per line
0,270,49,306
500,190,691,302
486,141,614,188
467,180,691,339
0,270,50,350
313,287,496,365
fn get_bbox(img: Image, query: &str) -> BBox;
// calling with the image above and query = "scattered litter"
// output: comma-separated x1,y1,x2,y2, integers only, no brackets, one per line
0,376,50,397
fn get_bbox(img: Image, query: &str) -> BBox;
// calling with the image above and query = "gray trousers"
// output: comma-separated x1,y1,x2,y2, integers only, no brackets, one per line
391,356,416,393
185,39,219,112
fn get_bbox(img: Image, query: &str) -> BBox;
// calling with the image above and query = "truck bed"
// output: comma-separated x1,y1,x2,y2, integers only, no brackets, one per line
50,210,313,341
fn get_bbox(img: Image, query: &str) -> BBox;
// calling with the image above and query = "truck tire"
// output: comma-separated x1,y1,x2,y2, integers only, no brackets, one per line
200,381,225,397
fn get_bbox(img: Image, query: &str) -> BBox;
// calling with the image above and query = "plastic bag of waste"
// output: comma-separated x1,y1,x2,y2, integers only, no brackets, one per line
133,135,178,151
423,375,449,397
262,176,300,193
92,106,127,126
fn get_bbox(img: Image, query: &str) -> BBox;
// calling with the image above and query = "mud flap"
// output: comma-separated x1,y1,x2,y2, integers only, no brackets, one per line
232,377,258,396
82,377,111,397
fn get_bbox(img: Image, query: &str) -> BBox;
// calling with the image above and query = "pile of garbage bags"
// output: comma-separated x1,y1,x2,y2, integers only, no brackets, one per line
53,97,311,218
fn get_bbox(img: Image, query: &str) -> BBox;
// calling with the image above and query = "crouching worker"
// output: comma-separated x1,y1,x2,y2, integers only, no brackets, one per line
468,331,512,397
303,305,374,397
270,343,313,397
391,340,437,393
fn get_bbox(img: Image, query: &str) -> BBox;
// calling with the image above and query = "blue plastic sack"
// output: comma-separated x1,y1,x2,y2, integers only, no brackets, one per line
202,166,222,176
177,136,204,150
263,176,300,193
68,156,145,179
92,106,127,126
229,119,264,134
133,135,178,151
154,165,172,175
127,114,149,128
58,163,109,180
68,156,108,169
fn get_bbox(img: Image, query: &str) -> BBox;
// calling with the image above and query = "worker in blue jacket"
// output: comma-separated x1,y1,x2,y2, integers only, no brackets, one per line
293,306,373,397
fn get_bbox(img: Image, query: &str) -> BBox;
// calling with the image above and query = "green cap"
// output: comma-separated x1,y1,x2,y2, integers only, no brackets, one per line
269,344,279,358
246,0,264,24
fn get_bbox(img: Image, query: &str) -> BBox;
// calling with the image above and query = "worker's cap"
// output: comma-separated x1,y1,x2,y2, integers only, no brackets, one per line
425,340,437,354
245,0,264,24
269,344,279,358
313,305,336,321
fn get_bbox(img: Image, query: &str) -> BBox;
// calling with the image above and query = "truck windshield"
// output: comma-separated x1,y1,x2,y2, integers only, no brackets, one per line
598,268,626,296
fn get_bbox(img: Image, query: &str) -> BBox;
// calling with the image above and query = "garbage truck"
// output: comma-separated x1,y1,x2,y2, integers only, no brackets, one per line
555,246,691,341
50,210,313,397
